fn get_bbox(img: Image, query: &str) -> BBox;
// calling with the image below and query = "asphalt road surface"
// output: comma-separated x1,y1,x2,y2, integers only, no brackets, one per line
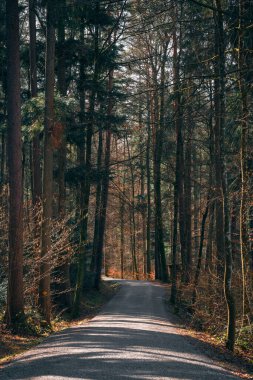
0,280,241,380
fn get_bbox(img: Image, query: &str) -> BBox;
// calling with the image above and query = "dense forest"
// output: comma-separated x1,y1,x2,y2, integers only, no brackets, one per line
0,0,253,358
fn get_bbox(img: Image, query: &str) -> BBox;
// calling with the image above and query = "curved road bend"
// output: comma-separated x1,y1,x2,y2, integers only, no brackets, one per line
1,280,241,380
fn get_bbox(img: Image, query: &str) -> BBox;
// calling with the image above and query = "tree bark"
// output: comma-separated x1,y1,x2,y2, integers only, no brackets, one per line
213,4,225,278
55,0,72,308
91,127,103,273
1,131,6,188
238,0,251,322
120,191,125,279
146,92,152,277
29,0,42,206
57,0,67,216
73,3,100,315
139,105,147,277
39,0,56,324
170,8,181,303
6,0,24,325
192,200,209,305
171,4,187,284
94,82,113,289
214,0,236,351
184,79,193,282
126,136,139,280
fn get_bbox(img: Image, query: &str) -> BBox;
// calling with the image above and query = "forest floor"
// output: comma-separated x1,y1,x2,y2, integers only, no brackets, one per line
0,280,119,367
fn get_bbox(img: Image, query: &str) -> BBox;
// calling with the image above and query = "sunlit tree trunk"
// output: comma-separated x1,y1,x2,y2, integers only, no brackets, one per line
171,7,186,284
171,7,181,303
214,0,236,351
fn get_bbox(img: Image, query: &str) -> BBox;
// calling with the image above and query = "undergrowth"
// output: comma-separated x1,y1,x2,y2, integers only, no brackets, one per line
176,275,253,363
0,280,119,364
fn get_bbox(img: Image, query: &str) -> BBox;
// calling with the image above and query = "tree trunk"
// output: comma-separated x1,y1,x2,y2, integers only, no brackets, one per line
6,0,24,325
238,0,251,322
55,0,72,308
139,103,146,276
193,159,200,262
171,6,186,284
1,131,6,187
170,10,181,303
73,5,99,315
29,0,42,206
57,0,67,215
214,0,236,351
213,5,225,278
91,127,103,273
94,83,113,289
152,65,168,283
39,0,56,324
146,92,152,277
172,5,186,289
205,203,214,272
120,192,125,279
184,79,193,282
126,136,139,280
192,200,209,305
205,90,215,273
28,0,42,308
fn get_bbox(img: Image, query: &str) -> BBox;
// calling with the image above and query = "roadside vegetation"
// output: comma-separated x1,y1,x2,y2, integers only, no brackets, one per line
0,280,119,365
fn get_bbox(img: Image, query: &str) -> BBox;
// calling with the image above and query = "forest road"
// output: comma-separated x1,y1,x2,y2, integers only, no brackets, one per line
0,280,242,380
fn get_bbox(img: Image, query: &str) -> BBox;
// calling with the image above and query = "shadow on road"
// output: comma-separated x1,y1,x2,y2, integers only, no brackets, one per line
0,280,240,379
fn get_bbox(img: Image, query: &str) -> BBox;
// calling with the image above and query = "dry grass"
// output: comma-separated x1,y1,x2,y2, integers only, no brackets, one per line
169,274,253,379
